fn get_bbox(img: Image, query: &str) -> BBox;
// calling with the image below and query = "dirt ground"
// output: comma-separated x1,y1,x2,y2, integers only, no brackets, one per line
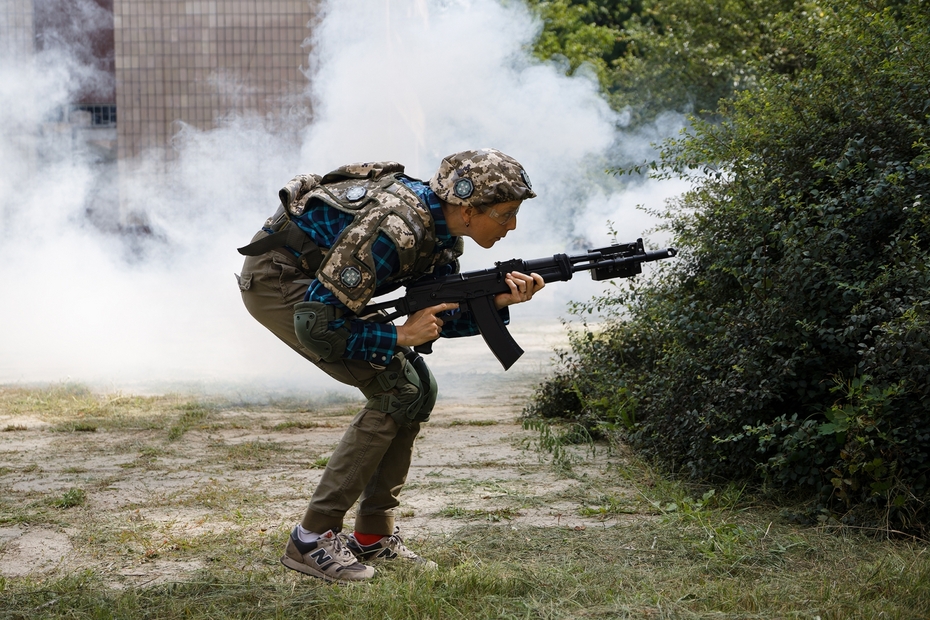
0,327,639,586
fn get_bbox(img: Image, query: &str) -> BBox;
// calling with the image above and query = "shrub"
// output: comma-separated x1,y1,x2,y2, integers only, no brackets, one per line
529,0,930,531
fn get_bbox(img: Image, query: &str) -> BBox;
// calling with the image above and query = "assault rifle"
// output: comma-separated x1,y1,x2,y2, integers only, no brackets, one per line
363,238,676,370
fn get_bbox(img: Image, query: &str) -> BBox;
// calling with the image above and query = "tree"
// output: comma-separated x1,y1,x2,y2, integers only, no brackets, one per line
526,0,801,124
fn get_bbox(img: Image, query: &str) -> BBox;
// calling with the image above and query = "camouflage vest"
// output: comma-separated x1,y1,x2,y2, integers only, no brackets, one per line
279,161,459,313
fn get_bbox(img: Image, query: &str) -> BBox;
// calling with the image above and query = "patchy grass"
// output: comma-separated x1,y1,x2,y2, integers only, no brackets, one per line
267,420,338,431
219,440,285,471
50,488,87,509
0,384,176,427
309,456,330,469
118,445,169,469
177,480,270,513
437,505,524,522
0,496,54,526
0,520,928,619
1,385,929,619
448,419,499,427
167,404,214,441
52,422,98,433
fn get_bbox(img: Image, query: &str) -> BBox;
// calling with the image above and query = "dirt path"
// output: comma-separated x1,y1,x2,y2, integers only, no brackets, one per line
0,383,635,586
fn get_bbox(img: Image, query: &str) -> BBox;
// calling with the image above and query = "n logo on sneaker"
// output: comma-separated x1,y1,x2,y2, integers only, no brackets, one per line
309,548,333,565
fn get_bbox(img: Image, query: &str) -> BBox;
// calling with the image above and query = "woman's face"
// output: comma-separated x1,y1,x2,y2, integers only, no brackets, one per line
467,200,521,248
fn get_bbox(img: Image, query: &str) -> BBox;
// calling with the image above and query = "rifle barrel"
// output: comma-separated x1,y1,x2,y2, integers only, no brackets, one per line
569,247,677,275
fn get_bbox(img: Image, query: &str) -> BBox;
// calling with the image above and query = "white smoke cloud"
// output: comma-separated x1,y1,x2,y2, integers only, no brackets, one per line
0,0,686,396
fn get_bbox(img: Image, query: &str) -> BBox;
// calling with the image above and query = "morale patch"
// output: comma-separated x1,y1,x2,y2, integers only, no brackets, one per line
340,266,362,288
453,178,474,199
345,186,367,202
520,169,532,190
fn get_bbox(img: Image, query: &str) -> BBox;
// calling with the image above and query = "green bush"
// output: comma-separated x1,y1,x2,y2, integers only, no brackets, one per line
530,0,930,530
525,0,802,124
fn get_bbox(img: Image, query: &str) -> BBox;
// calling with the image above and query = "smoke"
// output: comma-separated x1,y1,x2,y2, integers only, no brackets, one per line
33,0,115,102
0,0,688,397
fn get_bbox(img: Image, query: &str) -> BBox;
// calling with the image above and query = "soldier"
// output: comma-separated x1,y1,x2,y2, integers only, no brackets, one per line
237,148,543,582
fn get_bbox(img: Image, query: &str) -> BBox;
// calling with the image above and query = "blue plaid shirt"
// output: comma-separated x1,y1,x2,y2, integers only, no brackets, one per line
292,177,508,362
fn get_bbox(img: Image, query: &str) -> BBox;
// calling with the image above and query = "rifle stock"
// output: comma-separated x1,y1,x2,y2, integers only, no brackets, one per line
365,238,676,370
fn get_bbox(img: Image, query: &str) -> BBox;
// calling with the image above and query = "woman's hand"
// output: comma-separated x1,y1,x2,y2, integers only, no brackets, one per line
396,302,459,347
494,271,545,310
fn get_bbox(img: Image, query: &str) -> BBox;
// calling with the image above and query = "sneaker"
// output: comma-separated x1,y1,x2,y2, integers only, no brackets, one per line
280,528,375,582
346,527,438,569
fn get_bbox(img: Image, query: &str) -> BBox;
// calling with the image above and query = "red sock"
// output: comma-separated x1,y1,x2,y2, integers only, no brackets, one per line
353,532,386,546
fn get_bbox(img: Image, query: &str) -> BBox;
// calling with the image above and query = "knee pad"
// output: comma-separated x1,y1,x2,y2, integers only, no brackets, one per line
363,352,438,426
293,301,350,363
408,352,438,421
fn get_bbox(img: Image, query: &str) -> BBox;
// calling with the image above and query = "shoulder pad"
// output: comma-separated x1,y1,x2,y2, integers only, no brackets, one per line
279,173,323,216
321,161,405,184
315,182,437,313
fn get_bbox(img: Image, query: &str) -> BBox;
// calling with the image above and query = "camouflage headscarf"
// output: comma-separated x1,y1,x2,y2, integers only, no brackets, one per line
429,148,536,209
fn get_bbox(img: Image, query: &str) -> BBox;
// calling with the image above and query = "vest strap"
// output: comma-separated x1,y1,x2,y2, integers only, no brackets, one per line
237,223,324,276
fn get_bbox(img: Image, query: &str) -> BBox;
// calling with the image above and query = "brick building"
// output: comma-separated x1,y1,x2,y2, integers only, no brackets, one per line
2,0,314,182
113,0,314,162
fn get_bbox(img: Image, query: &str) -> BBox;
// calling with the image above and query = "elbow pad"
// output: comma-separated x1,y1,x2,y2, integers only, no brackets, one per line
293,301,350,363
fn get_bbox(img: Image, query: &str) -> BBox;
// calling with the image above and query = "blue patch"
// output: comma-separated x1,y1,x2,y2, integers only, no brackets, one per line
453,178,474,199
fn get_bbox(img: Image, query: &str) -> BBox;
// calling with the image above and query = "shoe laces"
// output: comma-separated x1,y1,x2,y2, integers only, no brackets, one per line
383,531,419,557
325,531,357,562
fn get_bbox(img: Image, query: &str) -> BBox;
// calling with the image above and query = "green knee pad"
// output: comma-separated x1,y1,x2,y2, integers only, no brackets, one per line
408,352,438,421
293,301,350,363
363,352,438,426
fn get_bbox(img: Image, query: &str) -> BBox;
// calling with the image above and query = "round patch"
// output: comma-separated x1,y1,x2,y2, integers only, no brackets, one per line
520,169,532,190
453,178,474,199
345,186,367,202
340,266,362,288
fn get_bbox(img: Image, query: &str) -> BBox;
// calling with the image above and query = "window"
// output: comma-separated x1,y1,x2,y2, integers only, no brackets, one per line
72,104,117,127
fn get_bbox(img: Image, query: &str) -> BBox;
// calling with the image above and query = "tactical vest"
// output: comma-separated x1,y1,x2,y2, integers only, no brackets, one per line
239,161,461,314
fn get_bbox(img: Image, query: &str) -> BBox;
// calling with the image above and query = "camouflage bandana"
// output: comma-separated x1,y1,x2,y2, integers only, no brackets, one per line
428,148,536,208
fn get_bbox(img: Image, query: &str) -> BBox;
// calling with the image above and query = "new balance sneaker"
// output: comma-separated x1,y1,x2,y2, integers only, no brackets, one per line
346,527,438,569
280,528,375,582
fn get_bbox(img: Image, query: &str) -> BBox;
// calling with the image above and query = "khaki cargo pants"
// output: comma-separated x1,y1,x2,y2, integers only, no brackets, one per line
238,233,422,536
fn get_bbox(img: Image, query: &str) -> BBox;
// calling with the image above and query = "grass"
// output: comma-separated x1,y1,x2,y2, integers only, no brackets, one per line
310,456,330,469
448,420,499,427
1,384,929,618
50,488,87,509
437,505,524,521
0,520,927,619
267,420,338,431
2,482,106,523
167,404,214,441
0,384,172,426
221,440,286,470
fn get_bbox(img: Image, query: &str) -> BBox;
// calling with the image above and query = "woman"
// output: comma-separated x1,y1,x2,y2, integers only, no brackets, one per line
238,148,544,582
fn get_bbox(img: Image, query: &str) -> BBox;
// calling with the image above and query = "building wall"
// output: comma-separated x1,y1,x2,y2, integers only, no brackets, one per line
0,0,36,225
0,0,35,57
113,0,314,162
